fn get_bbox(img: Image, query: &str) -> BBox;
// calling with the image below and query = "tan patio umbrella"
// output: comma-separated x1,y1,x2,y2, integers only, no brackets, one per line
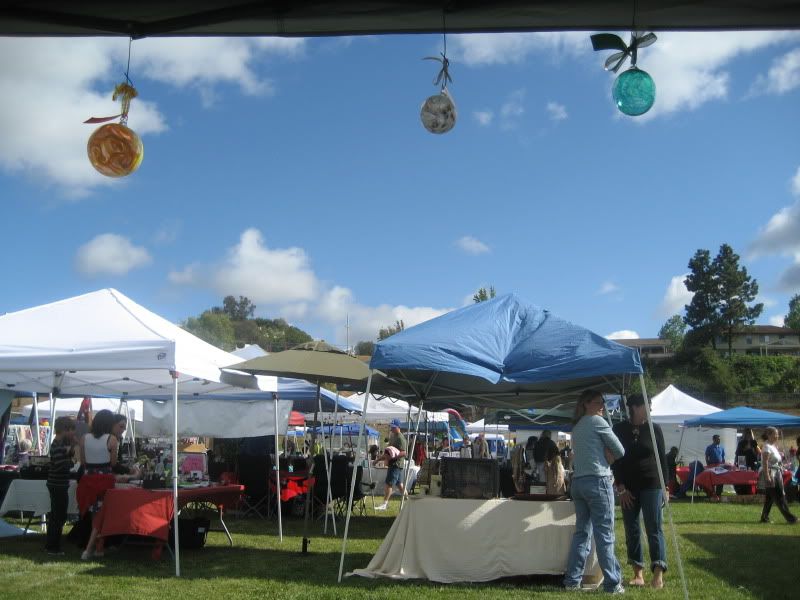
231,341,372,553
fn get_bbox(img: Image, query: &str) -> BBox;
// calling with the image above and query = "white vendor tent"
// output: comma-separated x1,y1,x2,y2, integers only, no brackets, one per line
21,397,143,421
0,288,280,575
466,418,509,435
342,392,449,423
650,385,735,465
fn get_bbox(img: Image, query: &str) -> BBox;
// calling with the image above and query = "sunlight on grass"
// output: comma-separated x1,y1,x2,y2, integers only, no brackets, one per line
1,499,797,599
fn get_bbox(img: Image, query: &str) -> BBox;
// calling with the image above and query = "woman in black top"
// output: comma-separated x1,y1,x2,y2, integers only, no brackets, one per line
735,428,760,470
612,394,668,589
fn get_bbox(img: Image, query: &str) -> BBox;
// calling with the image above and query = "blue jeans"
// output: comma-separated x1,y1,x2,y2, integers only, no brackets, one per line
564,475,622,592
622,488,667,573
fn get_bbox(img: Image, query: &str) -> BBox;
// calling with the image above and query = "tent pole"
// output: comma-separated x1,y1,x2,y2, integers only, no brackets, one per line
274,393,283,542
331,392,342,527
338,370,373,583
400,399,424,512
171,372,180,577
639,374,688,600
32,393,41,455
318,384,335,535
301,387,320,553
48,393,56,449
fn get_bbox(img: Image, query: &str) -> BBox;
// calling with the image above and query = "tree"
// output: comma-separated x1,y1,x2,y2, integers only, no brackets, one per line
683,244,763,356
354,341,375,356
714,244,762,357
658,315,686,353
182,311,236,350
785,294,800,330
684,249,719,348
216,295,256,321
473,286,496,303
378,319,405,340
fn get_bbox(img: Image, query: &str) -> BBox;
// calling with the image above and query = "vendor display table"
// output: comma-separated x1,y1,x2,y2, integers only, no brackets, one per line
351,496,601,585
694,468,791,497
93,484,243,557
0,479,79,534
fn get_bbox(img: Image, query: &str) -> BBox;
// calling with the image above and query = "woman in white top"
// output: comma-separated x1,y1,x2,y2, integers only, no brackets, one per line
759,427,796,524
78,409,119,560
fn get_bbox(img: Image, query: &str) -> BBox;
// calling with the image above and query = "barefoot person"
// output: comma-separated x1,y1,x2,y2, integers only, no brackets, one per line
563,389,626,594
612,394,668,589
375,419,407,511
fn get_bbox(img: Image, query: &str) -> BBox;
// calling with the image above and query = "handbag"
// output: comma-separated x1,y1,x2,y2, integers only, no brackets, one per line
756,468,768,491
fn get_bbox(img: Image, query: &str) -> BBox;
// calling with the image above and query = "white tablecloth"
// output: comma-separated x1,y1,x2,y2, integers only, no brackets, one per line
0,479,78,517
351,496,602,584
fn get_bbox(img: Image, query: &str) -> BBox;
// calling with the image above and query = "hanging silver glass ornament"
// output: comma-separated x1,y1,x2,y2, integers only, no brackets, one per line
421,87,457,134
420,52,456,134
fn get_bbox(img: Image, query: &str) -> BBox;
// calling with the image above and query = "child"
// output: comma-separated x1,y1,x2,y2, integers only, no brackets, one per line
46,416,76,556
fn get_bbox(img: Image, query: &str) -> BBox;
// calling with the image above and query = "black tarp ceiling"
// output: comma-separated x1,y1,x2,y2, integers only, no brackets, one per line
1,1,799,38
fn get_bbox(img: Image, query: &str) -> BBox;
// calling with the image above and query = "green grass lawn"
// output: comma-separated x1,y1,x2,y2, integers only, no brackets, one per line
1,498,798,599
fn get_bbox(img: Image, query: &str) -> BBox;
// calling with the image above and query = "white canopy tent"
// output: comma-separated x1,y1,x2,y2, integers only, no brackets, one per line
466,418,509,435
21,397,144,421
650,385,735,465
339,392,449,423
0,289,279,575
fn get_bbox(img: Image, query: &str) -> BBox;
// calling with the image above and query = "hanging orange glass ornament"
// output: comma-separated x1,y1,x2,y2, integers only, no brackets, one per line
85,82,144,177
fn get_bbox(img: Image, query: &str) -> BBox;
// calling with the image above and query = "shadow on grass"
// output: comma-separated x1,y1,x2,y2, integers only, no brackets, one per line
684,531,800,600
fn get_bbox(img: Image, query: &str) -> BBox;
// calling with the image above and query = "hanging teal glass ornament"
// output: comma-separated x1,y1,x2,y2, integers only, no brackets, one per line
613,66,655,116
591,31,657,117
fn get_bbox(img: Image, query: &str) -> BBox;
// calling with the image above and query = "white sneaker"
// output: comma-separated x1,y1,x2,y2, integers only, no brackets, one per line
375,503,388,511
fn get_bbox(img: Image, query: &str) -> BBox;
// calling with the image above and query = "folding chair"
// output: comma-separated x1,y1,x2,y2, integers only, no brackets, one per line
237,458,269,519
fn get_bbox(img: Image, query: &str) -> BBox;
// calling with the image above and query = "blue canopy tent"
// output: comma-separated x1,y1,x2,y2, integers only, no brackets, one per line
337,294,676,584
684,406,800,428
312,423,378,438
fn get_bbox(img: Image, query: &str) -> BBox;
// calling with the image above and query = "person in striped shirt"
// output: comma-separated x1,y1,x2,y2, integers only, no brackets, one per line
45,416,76,556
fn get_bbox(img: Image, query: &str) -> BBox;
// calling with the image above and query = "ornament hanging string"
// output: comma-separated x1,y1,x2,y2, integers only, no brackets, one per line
423,11,452,90
423,54,452,89
84,37,138,125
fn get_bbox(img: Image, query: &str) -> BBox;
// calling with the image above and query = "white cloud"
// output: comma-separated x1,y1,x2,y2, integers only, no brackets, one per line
759,296,778,308
597,281,619,295
455,235,490,255
546,101,568,121
760,47,800,95
793,166,800,197
169,228,452,344
449,32,587,66
606,330,639,340
168,228,318,304
630,31,800,120
473,110,494,126
450,31,800,121
0,37,304,194
769,315,786,327
132,37,304,101
500,89,525,119
75,233,152,277
658,274,693,317
316,286,450,343
0,38,166,196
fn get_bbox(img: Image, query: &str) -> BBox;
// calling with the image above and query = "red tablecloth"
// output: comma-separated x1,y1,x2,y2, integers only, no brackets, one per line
94,484,244,545
693,469,791,497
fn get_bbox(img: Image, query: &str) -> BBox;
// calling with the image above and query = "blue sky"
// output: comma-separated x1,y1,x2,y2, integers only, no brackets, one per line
1,32,799,347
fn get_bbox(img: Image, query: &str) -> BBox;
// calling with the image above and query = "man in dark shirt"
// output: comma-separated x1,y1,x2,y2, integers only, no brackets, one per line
46,416,76,555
